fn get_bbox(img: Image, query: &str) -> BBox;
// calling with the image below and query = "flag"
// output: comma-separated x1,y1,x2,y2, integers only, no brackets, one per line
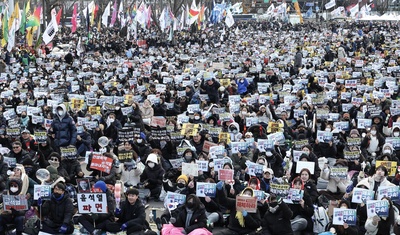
7,20,16,52
136,2,147,28
349,3,359,16
1,11,8,47
83,1,95,19
20,1,27,35
293,0,303,23
146,5,152,29
71,3,78,33
325,0,336,10
42,10,58,44
91,4,98,26
9,2,20,30
26,6,41,28
102,2,111,27
197,5,205,30
131,3,137,20
305,7,313,18
110,0,117,27
26,26,35,46
266,4,275,15
86,5,90,31
225,9,234,28
8,0,14,19
159,8,166,32
56,8,62,25
189,0,200,25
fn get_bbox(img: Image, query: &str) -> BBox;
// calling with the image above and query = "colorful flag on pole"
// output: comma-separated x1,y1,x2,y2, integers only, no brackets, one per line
102,2,111,27
56,8,62,25
26,6,41,28
189,0,200,25
71,3,77,33
110,0,117,27
293,0,304,23
1,11,8,47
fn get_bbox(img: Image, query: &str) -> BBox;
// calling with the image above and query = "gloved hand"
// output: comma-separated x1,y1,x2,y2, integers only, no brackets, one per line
170,217,177,223
242,210,248,217
37,197,43,206
216,181,224,190
181,229,187,234
98,177,106,182
121,223,128,231
346,184,354,194
115,208,121,215
59,224,68,234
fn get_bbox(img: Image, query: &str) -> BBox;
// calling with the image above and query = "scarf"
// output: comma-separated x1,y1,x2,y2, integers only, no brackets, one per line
235,211,245,227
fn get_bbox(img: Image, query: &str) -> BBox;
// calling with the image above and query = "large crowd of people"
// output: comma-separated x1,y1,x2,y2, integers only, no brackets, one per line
0,18,399,235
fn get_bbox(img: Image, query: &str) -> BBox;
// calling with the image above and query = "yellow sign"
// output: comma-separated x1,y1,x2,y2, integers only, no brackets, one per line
267,121,283,133
218,132,231,145
376,161,397,177
124,95,133,105
181,123,199,136
70,99,84,110
88,106,101,115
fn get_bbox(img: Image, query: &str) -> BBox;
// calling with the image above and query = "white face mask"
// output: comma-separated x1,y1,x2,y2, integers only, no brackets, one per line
383,149,391,154
108,118,115,123
148,162,155,168
10,187,18,193
194,116,200,120
325,128,331,132
394,132,400,137
137,139,143,144
58,110,64,116
242,111,247,115
333,99,338,103
371,130,377,135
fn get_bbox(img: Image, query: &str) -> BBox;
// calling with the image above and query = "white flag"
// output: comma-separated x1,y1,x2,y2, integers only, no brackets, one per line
102,2,111,27
83,1,95,20
325,0,336,10
7,21,16,52
225,9,234,28
42,11,59,45
350,3,359,16
159,8,166,32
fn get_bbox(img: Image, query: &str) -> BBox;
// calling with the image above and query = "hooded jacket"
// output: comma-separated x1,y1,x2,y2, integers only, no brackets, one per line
140,154,165,187
51,104,77,147
42,191,74,226
171,195,208,234
261,200,293,235
117,197,146,231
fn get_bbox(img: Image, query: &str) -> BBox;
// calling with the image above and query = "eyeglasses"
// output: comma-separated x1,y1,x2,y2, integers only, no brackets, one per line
12,146,20,149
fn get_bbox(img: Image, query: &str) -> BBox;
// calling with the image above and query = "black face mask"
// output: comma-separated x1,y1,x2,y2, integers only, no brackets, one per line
21,115,27,118
186,201,194,209
53,193,62,199
177,183,185,188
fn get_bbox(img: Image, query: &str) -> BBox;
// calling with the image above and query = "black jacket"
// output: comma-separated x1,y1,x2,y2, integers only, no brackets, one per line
171,204,208,234
140,163,165,187
288,191,314,232
117,198,146,231
261,202,293,235
42,192,74,226
51,105,77,147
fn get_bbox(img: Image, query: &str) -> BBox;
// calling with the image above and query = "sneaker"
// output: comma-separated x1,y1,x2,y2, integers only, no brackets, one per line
92,229,102,235
155,218,162,231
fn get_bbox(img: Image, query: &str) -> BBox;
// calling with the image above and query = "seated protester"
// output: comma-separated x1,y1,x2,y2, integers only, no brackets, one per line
103,112,121,145
260,194,294,235
313,127,338,165
328,200,358,235
288,177,314,235
381,143,397,162
200,178,223,227
260,168,281,193
182,149,198,164
133,133,152,164
105,187,146,234
360,125,385,160
365,196,400,235
290,153,320,183
119,158,144,188
297,168,319,204
357,165,394,193
218,162,242,199
163,174,192,195
300,145,321,179
248,176,269,218
8,164,37,205
40,183,74,234
37,138,55,168
161,194,211,235
19,129,38,157
87,152,117,185
7,141,30,164
253,147,284,178
78,181,115,235
320,159,351,200
0,154,8,192
22,158,39,183
0,179,29,235
76,125,92,157
213,185,262,235
44,166,67,188
140,153,165,200
62,153,84,185
47,153,70,182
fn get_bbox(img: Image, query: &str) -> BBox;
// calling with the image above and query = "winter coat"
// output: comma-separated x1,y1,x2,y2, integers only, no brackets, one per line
140,163,164,188
7,149,30,164
51,104,77,147
288,191,314,232
42,192,74,227
170,204,208,234
261,201,294,235
200,79,220,104
357,175,395,192
61,159,82,184
117,198,146,231
321,167,351,194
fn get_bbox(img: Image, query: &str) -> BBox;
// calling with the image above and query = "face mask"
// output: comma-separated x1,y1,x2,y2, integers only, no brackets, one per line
185,155,192,161
333,99,338,103
115,106,120,110
266,151,273,157
53,193,62,199
108,118,115,123
371,130,377,135
194,116,200,120
325,128,331,132
394,132,400,137
137,139,143,144
177,183,185,188
10,186,18,193
383,149,391,154
49,160,59,168
58,110,64,116
242,111,247,115
303,151,310,156
186,201,194,209
340,206,347,209
148,162,155,168
21,115,27,118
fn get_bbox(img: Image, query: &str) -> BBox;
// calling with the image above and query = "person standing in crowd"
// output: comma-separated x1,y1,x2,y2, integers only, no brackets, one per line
51,104,77,151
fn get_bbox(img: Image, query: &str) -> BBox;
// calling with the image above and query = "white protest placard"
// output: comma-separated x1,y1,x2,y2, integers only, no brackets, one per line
330,167,348,179
196,182,216,198
164,192,186,209
196,160,209,172
352,188,374,203
293,150,307,162
77,193,108,214
317,131,333,143
284,189,304,204
213,158,232,172
357,119,372,129
34,185,52,200
3,195,29,211
296,161,315,174
367,200,389,218
377,186,400,201
247,162,264,176
236,195,257,213
182,162,199,177
333,208,357,226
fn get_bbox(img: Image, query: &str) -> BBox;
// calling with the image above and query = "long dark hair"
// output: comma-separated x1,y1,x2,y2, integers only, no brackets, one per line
377,196,395,235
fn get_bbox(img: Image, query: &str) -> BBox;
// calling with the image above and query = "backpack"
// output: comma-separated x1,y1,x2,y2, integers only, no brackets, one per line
313,206,330,234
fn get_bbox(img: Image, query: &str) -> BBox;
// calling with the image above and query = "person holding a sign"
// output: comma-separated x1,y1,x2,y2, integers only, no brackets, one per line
360,125,385,158
51,104,77,150
328,200,359,235
288,177,314,235
20,129,38,157
140,153,165,200
358,165,395,194
320,159,351,199
0,178,29,235
214,183,261,235
7,141,30,164
40,182,74,234
76,125,92,157
365,196,400,235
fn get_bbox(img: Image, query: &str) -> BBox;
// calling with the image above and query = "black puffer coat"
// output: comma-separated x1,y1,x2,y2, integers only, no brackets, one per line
51,104,77,147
